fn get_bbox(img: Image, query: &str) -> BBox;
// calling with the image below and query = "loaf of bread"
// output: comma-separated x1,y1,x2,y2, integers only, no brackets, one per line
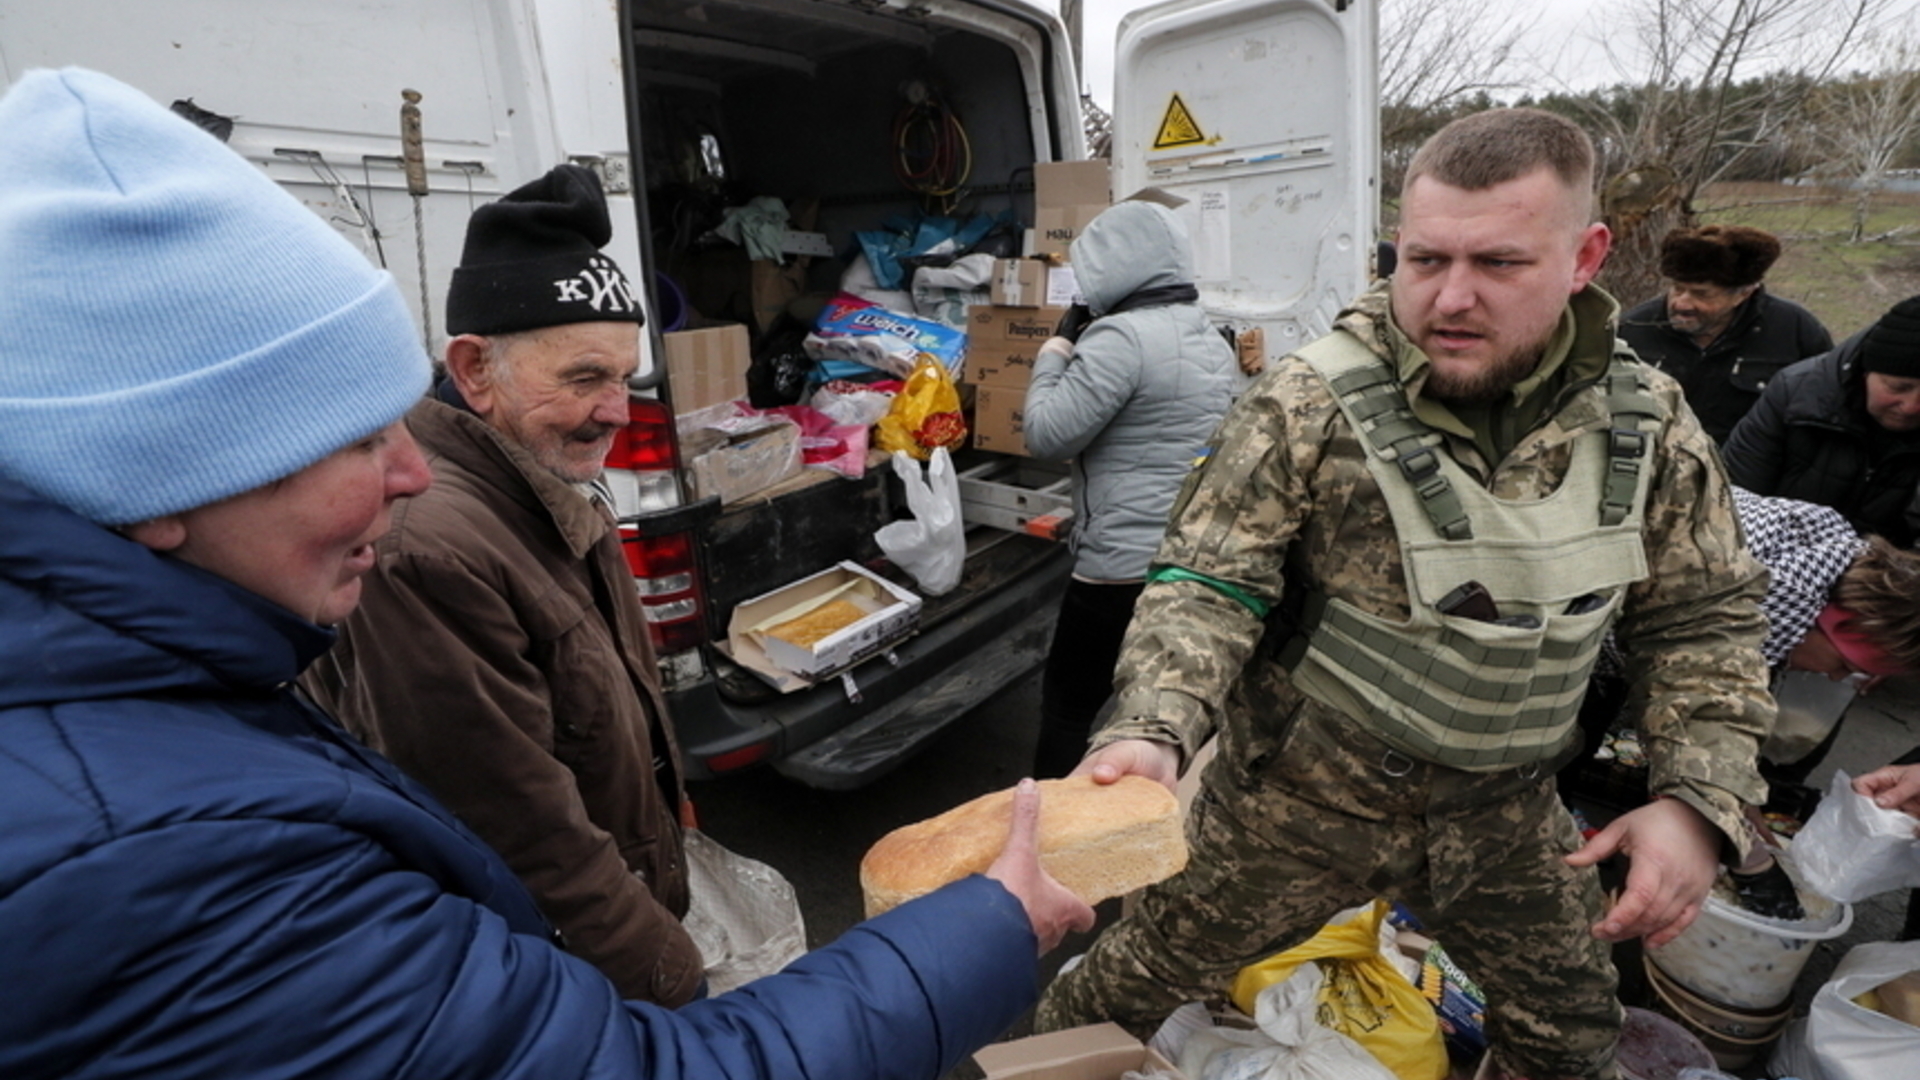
859,775,1187,917
765,598,868,649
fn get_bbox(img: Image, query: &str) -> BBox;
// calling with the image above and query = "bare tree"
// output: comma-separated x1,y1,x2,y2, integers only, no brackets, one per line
1809,34,1920,241
1378,0,1538,196
1566,0,1895,301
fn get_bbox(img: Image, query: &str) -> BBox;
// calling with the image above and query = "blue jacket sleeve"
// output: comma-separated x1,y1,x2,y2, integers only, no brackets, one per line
1023,320,1144,461
3,819,1037,1080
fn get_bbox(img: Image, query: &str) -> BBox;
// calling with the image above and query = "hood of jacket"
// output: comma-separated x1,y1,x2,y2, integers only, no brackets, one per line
0,475,332,710
1071,200,1195,316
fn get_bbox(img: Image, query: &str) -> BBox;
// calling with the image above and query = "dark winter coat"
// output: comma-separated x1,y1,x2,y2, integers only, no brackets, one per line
304,395,698,1003
0,473,1039,1079
1618,287,1832,443
1722,332,1920,545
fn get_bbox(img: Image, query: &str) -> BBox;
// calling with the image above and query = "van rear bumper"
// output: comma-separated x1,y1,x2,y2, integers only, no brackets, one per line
668,543,1070,789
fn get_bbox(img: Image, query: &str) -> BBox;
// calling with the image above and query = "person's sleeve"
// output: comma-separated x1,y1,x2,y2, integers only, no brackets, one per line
1021,319,1143,461
1801,307,1835,356
1611,395,1773,860
1097,364,1324,764
13,821,1034,1080
332,551,701,1005
1720,376,1791,493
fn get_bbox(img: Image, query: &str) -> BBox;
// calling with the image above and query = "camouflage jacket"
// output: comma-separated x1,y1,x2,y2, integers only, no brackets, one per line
1099,282,1773,853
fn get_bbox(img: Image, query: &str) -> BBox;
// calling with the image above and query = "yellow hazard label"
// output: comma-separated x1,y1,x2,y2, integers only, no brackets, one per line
1153,94,1208,149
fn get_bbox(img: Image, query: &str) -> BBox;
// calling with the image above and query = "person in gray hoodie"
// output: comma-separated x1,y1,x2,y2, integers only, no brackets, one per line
1023,199,1239,777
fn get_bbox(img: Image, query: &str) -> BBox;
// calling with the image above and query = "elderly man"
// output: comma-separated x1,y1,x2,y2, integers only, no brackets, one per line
1619,224,1832,443
1035,108,1774,1080
304,165,701,1005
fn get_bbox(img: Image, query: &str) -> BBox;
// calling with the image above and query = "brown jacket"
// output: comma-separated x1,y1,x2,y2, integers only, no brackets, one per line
305,396,700,1005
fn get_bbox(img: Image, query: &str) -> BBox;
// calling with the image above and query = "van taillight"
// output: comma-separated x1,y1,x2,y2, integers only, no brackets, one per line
608,399,707,655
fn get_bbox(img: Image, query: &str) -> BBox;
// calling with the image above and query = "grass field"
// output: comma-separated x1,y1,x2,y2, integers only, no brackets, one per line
1694,181,1920,339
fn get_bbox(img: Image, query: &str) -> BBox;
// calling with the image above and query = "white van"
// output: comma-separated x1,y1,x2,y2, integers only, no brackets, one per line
1,0,1376,787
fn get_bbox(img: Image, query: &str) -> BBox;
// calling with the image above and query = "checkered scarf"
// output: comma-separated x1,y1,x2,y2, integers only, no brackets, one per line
1735,487,1868,666
1596,487,1864,676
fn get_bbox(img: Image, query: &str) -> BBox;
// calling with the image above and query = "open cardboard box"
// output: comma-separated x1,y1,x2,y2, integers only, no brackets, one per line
722,561,922,692
974,1023,1184,1080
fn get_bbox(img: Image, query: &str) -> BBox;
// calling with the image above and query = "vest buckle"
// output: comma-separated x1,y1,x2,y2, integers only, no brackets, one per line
1379,748,1414,778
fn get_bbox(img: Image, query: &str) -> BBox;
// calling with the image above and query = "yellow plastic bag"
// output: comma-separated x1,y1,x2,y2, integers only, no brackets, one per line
1230,901,1449,1080
875,355,965,460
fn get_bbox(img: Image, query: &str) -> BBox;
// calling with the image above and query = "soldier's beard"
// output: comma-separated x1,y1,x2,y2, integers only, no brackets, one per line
1425,345,1544,404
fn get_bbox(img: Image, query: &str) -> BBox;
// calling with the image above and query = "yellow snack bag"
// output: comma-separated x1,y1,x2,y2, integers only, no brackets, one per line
874,355,965,460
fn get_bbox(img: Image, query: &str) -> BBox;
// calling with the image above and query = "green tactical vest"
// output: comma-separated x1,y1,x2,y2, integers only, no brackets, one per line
1282,331,1666,772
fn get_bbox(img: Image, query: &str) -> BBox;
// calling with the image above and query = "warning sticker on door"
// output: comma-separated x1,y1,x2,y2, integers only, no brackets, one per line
1153,94,1208,149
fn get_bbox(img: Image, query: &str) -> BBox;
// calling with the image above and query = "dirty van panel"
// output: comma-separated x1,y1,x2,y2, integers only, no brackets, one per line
699,469,890,623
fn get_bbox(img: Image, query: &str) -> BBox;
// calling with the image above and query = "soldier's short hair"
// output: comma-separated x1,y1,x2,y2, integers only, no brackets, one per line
1404,108,1595,219
1832,535,1920,674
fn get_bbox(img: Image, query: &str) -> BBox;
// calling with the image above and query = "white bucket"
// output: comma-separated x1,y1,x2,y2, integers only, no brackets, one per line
1648,862,1853,1011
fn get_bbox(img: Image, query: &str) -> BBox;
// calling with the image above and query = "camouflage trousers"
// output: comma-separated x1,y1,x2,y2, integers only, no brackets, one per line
1037,703,1623,1080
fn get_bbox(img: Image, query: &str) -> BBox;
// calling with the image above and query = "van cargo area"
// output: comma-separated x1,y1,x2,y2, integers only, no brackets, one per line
621,0,1081,786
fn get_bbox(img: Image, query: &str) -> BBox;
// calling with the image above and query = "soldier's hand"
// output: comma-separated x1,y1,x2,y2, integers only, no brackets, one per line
985,779,1097,953
1855,762,1920,820
1071,738,1179,793
1564,796,1718,947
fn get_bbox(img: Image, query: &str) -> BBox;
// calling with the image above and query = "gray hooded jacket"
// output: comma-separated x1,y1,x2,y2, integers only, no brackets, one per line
1023,200,1239,580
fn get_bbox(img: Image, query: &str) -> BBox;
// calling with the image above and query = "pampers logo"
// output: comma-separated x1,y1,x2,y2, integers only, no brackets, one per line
553,255,637,313
1003,318,1053,341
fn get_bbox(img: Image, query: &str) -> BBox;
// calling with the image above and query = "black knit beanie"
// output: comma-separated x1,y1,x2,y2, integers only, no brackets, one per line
1862,296,1920,380
445,164,644,336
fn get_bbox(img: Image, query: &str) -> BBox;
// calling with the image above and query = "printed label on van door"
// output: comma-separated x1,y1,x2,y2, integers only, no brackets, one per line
1154,94,1209,149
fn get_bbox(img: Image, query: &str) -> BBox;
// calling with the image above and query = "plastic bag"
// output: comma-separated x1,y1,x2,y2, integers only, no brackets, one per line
810,378,901,429
874,448,965,595
681,829,807,995
1230,901,1449,1080
1794,769,1920,902
1795,939,1920,1080
875,355,966,460
803,292,967,378
1181,962,1399,1080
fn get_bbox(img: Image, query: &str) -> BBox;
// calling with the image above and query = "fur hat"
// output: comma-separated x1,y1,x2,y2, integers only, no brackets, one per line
1658,225,1782,288
444,164,644,336
0,68,428,526
1861,296,1920,380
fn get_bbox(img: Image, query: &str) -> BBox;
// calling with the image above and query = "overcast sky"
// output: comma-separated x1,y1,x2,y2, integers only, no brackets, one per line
1070,0,1920,108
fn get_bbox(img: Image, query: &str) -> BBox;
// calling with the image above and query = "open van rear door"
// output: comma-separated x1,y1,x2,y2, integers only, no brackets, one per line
1111,0,1378,363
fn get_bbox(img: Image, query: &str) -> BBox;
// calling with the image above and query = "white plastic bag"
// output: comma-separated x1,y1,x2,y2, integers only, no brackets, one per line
681,830,807,995
874,447,965,596
1179,962,1399,1080
1793,770,1920,902
1803,940,1920,1080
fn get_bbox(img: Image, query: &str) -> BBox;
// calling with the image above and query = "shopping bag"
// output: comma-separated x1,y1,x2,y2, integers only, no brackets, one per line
1794,769,1920,902
874,354,965,460
1230,901,1449,1080
874,448,965,595
1802,940,1920,1080
681,829,807,995
1181,962,1398,1080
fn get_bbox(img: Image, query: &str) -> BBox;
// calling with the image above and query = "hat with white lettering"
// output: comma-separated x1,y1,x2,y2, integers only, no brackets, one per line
444,164,644,336
0,68,429,526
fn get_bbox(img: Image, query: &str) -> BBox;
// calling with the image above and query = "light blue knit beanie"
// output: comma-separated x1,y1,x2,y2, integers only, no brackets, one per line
0,68,429,525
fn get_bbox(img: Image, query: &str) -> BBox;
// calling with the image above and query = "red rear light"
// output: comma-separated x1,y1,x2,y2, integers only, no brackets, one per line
610,398,681,471
705,742,772,773
620,524,707,654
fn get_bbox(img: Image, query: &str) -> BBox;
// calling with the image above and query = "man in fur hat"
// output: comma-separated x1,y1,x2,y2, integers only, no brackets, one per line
1620,224,1832,443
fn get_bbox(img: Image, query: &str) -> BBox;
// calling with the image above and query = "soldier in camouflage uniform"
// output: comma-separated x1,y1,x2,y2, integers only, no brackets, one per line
1034,109,1774,1080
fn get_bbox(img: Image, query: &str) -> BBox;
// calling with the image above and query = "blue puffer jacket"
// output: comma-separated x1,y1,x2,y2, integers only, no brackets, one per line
0,475,1037,1079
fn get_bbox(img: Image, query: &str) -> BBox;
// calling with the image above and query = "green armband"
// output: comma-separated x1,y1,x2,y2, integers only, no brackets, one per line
1145,565,1271,620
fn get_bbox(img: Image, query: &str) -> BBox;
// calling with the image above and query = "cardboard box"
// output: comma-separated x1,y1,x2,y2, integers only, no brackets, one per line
973,1023,1184,1080
991,258,1081,308
663,324,751,416
969,304,1068,348
968,343,1040,389
971,383,1029,456
723,561,922,692
684,418,802,505
1033,160,1111,257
